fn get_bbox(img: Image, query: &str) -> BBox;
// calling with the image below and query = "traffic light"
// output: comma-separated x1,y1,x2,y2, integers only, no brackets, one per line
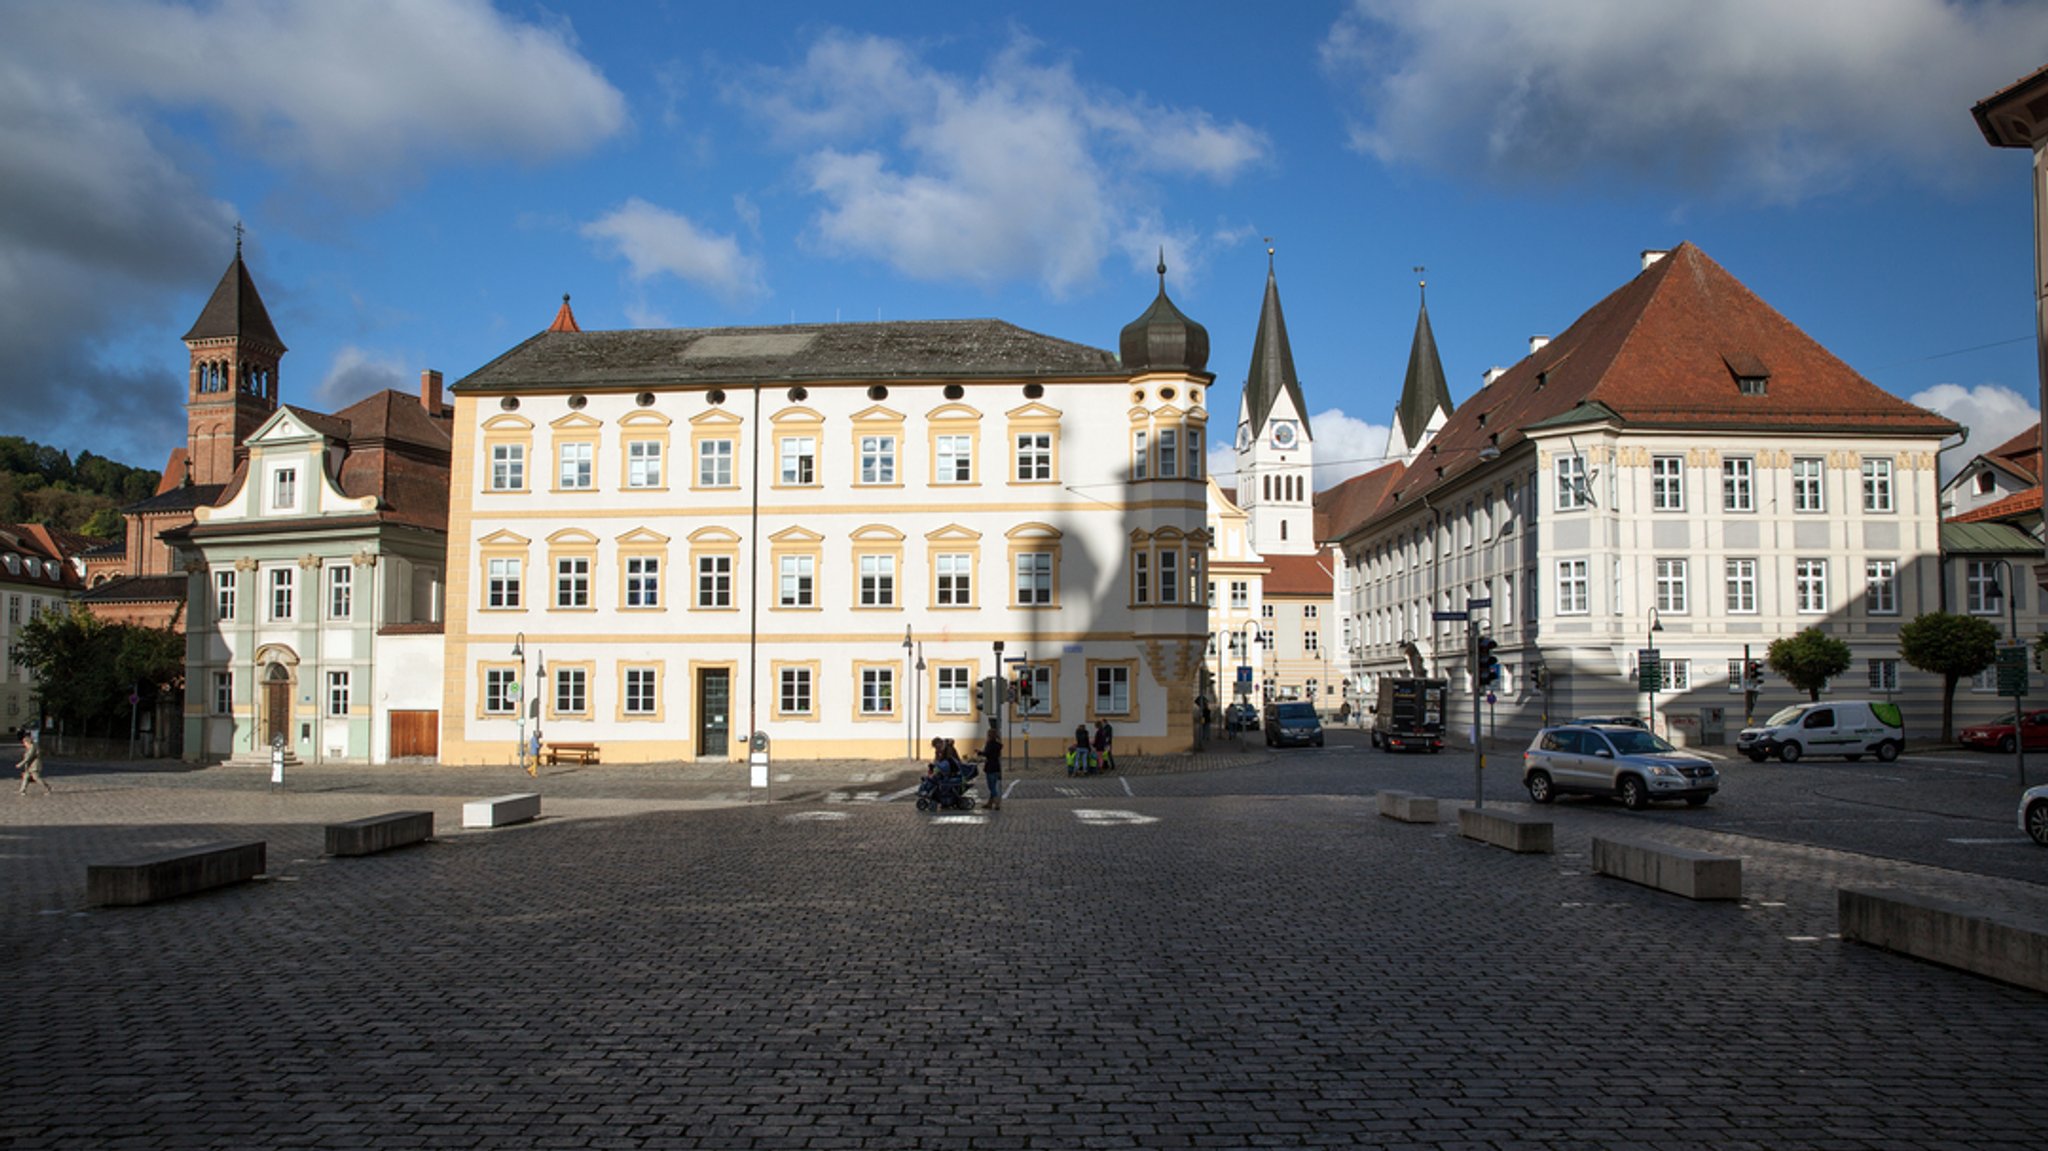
979,676,1010,716
1744,660,1765,691
1477,636,1500,685
1530,666,1548,691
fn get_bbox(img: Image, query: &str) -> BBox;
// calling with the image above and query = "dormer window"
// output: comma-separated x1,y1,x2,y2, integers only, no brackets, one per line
1736,376,1767,396
1977,471,1996,495
1724,352,1770,396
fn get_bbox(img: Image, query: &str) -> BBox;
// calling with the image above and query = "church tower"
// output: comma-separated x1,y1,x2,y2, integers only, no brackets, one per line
183,234,284,487
1384,277,1454,465
1234,249,1314,555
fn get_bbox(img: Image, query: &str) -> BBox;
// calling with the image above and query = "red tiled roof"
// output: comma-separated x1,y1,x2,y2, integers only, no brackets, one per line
549,294,581,333
1371,242,1957,520
1950,486,2042,524
1263,549,1334,596
1316,461,1404,543
1986,422,2041,484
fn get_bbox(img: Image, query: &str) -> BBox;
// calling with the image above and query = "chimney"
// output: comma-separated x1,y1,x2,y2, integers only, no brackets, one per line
1481,367,1506,387
1640,248,1669,271
421,369,444,417
1528,335,1550,354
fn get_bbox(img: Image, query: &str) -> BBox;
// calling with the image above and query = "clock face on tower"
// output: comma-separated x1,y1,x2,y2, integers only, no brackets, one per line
1235,424,1252,451
1271,420,1299,449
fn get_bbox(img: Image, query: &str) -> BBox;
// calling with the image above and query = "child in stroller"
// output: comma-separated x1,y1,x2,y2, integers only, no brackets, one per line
916,737,979,811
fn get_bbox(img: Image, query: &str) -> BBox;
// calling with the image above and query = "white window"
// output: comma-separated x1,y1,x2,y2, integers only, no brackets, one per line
861,666,894,715
1016,433,1052,481
1094,665,1131,715
936,553,972,606
1131,430,1149,480
859,554,896,607
1651,456,1684,511
1502,572,1516,624
1557,560,1589,614
937,666,971,715
1726,659,1746,693
1972,666,1999,693
212,671,233,716
1659,659,1691,691
1158,549,1179,604
1725,559,1758,614
1792,457,1825,513
484,667,517,714
1967,560,2003,615
273,466,298,510
1868,659,1900,693
1502,481,1517,533
1158,428,1180,478
1133,551,1149,605
779,555,815,608
1796,559,1829,613
327,565,352,620
780,436,816,485
215,571,237,622
1556,455,1592,510
487,557,521,609
627,441,662,488
935,435,972,483
1304,630,1319,654
1866,559,1898,616
1230,581,1248,609
1722,457,1754,512
1187,428,1204,479
624,556,660,608
326,670,351,717
555,667,587,714
559,442,593,489
1304,604,1319,619
557,557,590,608
490,444,524,491
268,567,296,621
1016,553,1052,606
860,435,896,484
1861,457,1894,513
698,439,734,487
624,667,657,714
778,667,811,715
1655,558,1688,614
696,555,731,608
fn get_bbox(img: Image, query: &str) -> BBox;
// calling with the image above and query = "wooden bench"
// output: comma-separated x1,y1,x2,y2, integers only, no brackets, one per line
1457,806,1553,854
325,810,434,857
464,793,541,829
1377,790,1439,824
87,841,266,906
1839,887,2048,994
1591,835,1742,900
543,741,600,765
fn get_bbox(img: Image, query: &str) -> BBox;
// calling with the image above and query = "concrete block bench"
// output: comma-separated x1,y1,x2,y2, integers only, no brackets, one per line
87,841,266,907
464,793,541,829
1839,887,2048,994
1591,836,1741,901
326,810,435,856
1457,806,1553,854
1377,791,1439,823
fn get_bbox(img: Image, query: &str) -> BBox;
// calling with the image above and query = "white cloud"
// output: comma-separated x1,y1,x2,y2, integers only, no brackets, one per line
1322,0,2048,202
314,346,410,411
582,198,768,306
1205,408,1396,493
735,30,1267,295
1912,382,2039,482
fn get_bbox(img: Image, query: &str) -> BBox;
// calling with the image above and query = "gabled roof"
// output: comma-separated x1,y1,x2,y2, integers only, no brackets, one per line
457,319,1122,391
123,483,226,515
1950,487,2042,525
79,574,186,604
1262,550,1335,597
182,248,285,350
1368,242,1958,520
1242,258,1308,439
1986,422,2041,484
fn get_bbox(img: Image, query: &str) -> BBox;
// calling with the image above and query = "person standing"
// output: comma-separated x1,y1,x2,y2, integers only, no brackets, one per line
1092,719,1115,773
18,727,50,796
979,724,1004,810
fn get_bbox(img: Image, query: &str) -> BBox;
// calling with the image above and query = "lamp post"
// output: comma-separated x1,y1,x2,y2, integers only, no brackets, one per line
529,649,545,777
1993,560,2026,786
1645,608,1664,737
511,631,526,775
902,625,916,762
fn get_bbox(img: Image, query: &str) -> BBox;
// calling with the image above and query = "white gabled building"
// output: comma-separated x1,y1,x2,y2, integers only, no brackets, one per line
439,277,1212,765
1329,244,1966,747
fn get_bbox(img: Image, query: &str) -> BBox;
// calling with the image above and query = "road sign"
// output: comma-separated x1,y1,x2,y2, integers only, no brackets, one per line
1637,648,1662,693
1467,598,1493,609
1998,643,2030,697
1433,610,1468,622
1486,692,1497,705
1236,665,1253,685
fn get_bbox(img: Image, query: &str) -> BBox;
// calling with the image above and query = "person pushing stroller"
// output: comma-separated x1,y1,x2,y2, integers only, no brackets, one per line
917,737,979,810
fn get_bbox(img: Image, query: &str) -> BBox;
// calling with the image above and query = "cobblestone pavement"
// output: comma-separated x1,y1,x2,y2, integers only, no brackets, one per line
4,748,2046,1149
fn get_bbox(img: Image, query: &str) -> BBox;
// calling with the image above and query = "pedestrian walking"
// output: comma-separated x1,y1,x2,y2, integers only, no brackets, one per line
978,724,1003,810
17,727,50,796
1092,719,1116,772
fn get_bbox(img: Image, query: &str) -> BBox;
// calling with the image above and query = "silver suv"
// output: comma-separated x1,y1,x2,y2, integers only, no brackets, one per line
1523,724,1719,810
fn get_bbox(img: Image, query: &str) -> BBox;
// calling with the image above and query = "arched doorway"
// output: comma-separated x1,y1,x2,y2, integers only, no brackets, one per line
262,661,293,752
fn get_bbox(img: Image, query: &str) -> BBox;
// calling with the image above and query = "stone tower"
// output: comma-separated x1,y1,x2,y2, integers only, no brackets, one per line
183,236,284,486
1234,250,1315,555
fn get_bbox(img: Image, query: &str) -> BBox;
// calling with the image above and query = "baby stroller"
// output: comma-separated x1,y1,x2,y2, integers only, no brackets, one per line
916,757,979,811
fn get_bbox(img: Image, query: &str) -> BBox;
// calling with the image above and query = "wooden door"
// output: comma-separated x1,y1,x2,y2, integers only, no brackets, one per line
388,710,439,759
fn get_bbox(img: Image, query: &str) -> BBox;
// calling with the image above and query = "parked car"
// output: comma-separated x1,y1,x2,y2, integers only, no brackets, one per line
1263,701,1325,748
1736,700,1904,763
1223,702,1259,733
2021,785,2048,846
1960,710,2048,754
1569,715,1647,729
1523,723,1719,810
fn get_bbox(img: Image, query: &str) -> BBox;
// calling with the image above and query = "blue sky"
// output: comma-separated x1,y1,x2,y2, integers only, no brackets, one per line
7,0,2048,490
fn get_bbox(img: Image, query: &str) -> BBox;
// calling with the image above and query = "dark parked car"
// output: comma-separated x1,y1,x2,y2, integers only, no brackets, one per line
1263,701,1325,748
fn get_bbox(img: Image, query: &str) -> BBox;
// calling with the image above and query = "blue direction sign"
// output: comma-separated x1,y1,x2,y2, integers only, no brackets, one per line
1432,610,1468,622
1236,665,1253,685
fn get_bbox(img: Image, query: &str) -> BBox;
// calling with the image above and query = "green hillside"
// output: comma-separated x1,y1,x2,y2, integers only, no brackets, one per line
0,436,160,537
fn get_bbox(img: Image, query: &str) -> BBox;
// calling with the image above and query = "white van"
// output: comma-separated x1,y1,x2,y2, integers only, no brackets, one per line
1736,700,1904,763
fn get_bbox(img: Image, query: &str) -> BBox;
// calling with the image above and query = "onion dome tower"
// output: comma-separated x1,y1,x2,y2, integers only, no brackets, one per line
1120,252,1210,374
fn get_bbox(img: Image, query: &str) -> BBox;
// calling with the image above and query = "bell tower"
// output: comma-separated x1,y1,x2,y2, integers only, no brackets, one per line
183,229,284,487
1235,248,1315,555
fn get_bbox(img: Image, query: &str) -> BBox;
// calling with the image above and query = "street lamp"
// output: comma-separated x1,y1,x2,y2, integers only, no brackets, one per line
1991,560,2026,786
530,648,545,777
511,631,527,775
902,625,916,762
1645,608,1664,737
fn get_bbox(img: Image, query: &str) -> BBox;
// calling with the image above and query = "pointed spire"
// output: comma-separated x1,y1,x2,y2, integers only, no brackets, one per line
1393,275,1455,457
182,239,285,350
548,292,581,333
1244,246,1307,439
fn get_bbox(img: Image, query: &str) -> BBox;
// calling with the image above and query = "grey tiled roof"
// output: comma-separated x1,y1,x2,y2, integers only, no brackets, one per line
122,483,226,515
456,320,1123,391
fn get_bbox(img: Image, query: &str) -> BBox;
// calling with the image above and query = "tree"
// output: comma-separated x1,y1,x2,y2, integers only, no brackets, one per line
13,603,183,738
1766,627,1853,702
79,506,124,540
1900,612,2001,742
